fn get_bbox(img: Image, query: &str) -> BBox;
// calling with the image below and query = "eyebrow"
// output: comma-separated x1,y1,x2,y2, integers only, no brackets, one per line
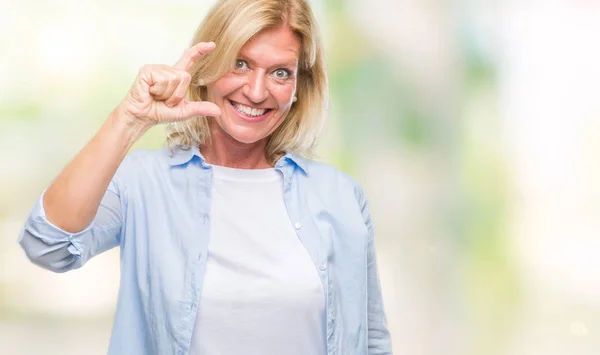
238,53,298,70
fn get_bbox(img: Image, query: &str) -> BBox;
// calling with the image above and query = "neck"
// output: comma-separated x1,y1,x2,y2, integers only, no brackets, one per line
200,122,272,169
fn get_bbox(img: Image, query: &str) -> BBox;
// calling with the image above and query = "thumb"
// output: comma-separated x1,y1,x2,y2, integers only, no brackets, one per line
179,101,222,120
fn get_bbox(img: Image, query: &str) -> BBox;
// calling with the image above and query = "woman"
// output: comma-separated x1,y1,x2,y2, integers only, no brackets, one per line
19,0,392,354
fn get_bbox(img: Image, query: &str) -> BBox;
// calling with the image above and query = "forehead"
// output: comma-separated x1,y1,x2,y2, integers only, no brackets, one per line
239,26,301,66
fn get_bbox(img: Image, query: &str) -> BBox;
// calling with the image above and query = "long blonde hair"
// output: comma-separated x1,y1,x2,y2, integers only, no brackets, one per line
165,0,328,165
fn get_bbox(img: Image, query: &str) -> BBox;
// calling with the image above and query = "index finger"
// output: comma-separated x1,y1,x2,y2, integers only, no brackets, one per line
173,41,216,72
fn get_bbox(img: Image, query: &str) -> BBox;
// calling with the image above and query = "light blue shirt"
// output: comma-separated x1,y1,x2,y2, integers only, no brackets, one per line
19,145,392,355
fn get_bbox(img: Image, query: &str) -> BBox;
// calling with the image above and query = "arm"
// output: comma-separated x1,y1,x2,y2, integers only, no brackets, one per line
18,114,138,272
19,42,221,272
19,162,127,272
356,185,393,354
42,111,146,234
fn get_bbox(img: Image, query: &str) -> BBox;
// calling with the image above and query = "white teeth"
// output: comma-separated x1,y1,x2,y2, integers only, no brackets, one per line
232,102,267,117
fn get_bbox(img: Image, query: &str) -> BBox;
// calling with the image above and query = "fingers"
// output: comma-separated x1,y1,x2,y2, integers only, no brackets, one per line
164,72,192,107
148,67,191,107
173,41,216,72
127,42,219,124
148,74,177,99
146,42,216,107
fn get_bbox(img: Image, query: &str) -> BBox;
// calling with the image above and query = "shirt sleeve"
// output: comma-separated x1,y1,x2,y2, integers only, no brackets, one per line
355,184,393,355
18,173,125,273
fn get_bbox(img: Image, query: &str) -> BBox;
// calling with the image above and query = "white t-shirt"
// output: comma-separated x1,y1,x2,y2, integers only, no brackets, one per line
189,165,326,355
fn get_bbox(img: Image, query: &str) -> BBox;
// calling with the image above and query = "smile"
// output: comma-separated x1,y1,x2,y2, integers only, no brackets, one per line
228,100,273,123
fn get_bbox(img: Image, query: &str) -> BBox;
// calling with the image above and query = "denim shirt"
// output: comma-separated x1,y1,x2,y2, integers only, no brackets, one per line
19,145,392,355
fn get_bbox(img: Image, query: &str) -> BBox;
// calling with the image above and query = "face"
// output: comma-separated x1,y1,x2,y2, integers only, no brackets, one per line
206,25,301,145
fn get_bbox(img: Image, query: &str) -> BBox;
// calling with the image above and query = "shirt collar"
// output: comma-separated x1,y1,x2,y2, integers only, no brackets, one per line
277,151,309,175
166,145,309,175
165,145,204,166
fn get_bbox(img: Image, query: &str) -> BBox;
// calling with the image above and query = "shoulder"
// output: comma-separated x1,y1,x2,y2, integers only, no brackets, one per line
301,158,368,208
298,157,373,230
113,146,185,184
115,146,164,172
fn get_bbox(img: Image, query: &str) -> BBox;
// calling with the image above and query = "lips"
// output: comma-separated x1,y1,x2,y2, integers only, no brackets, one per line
227,99,273,123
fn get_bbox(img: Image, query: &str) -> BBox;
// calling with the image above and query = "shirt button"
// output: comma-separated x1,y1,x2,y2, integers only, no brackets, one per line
319,263,327,271
294,222,302,229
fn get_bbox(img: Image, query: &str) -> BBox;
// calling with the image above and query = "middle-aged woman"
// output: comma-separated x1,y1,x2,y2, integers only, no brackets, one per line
19,0,392,354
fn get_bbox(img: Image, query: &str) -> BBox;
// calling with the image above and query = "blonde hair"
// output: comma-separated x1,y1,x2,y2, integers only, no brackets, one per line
165,0,328,165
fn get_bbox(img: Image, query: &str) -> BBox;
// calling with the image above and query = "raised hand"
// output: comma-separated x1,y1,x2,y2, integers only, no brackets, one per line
118,42,221,128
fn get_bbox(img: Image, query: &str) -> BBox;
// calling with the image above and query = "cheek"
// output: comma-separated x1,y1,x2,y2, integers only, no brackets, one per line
271,84,296,107
208,74,245,99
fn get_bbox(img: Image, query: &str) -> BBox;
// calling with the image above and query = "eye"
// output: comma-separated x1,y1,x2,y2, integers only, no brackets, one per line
234,59,248,71
273,69,291,79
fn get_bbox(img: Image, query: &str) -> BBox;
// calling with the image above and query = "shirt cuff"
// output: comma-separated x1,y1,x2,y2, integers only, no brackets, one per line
28,190,95,257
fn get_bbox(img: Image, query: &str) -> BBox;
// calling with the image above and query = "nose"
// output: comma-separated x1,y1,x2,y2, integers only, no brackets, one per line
242,70,269,103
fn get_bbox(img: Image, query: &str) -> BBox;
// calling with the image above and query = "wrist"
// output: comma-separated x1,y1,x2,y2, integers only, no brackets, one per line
108,107,152,146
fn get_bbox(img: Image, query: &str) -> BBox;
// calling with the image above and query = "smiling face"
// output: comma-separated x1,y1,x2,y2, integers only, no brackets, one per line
206,25,301,145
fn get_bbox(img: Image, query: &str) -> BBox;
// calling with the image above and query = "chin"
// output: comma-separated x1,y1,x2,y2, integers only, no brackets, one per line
219,121,270,145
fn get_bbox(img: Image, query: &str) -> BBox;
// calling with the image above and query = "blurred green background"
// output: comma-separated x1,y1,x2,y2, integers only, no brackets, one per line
2,0,600,354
